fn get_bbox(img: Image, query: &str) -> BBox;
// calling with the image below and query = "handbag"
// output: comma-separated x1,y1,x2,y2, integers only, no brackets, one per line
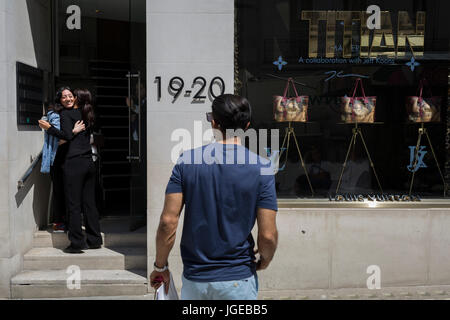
273,78,309,122
406,80,441,123
341,78,376,123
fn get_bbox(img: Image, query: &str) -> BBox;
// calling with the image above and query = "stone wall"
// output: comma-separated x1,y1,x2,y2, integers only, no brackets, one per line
0,0,52,298
257,208,450,291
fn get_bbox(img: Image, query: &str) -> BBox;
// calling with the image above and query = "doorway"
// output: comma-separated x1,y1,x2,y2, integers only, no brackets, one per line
54,0,147,230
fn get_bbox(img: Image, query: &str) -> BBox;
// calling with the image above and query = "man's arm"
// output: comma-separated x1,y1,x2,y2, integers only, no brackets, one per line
155,193,183,267
256,207,278,271
150,192,184,293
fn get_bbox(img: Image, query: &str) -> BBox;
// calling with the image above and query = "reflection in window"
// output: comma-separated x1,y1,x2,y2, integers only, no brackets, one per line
236,0,450,198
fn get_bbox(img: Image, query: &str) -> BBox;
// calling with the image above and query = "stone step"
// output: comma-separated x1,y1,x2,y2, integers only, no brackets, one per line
11,270,148,299
32,231,104,249
101,231,147,247
24,247,124,270
113,247,147,270
33,229,146,249
23,247,147,270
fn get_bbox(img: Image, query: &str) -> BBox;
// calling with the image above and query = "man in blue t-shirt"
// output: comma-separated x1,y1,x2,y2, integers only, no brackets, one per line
150,94,278,300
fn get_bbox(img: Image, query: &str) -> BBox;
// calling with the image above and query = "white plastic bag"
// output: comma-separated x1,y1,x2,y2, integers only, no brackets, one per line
155,272,179,300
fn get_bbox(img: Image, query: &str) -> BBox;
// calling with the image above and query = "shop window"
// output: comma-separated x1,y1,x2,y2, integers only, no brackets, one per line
236,0,450,199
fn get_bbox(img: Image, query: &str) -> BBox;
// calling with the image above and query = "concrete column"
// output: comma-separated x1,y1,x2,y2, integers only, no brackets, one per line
146,0,234,290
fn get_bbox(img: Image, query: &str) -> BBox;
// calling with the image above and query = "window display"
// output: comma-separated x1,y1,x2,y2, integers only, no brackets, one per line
236,0,450,199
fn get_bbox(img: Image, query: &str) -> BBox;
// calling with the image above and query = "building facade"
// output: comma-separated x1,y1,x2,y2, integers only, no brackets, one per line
0,0,449,298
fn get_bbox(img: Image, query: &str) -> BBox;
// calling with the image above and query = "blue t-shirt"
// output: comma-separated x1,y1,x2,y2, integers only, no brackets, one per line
165,142,278,282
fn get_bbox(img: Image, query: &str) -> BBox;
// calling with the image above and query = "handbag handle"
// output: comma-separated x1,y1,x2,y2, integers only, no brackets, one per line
351,78,367,102
282,78,300,100
417,79,432,102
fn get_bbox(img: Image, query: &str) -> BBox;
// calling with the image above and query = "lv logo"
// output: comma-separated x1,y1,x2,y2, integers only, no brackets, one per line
264,148,287,174
407,146,427,172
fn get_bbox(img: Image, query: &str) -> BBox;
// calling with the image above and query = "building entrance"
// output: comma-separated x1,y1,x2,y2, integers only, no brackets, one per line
54,0,147,230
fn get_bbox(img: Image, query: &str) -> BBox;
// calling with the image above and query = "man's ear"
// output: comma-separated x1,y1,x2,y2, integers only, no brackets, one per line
211,119,220,129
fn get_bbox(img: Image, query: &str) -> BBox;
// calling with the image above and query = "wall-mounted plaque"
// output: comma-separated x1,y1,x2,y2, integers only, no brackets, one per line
16,62,44,126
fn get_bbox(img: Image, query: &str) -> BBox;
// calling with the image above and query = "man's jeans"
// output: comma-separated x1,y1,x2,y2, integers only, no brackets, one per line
181,274,258,300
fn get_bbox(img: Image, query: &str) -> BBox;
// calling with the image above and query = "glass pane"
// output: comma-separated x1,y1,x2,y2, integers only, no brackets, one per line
57,0,98,82
56,0,133,215
236,0,450,199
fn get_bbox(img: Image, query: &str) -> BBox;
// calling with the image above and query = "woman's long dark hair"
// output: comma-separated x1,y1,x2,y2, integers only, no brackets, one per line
74,89,95,128
52,86,73,113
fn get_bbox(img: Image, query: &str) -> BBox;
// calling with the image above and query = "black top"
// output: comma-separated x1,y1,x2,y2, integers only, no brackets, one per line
47,108,92,159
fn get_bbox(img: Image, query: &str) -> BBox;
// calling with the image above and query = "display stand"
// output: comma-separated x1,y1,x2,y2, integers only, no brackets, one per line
408,122,447,196
278,121,314,196
335,122,383,194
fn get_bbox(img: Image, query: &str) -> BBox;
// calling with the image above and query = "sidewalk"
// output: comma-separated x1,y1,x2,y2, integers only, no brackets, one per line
259,285,450,300
11,285,450,300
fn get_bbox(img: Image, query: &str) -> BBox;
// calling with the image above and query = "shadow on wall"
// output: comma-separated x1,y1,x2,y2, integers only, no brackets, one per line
25,0,51,73
18,0,52,133
10,0,53,228
17,125,42,132
15,158,51,230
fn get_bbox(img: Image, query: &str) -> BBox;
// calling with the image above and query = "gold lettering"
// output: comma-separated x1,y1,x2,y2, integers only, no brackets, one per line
369,11,395,57
397,11,425,57
301,11,327,58
336,11,361,58
301,10,426,58
360,11,370,58
326,11,336,58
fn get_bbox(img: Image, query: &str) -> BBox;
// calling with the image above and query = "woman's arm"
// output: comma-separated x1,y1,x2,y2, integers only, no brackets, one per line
41,122,68,140
59,116,86,140
40,116,85,139
47,125,68,140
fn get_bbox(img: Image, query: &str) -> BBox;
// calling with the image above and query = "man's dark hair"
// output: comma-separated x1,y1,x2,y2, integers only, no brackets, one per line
211,94,252,132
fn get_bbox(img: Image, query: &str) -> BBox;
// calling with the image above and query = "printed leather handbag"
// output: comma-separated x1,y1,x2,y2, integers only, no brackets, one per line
273,77,309,122
341,78,376,123
406,80,441,123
